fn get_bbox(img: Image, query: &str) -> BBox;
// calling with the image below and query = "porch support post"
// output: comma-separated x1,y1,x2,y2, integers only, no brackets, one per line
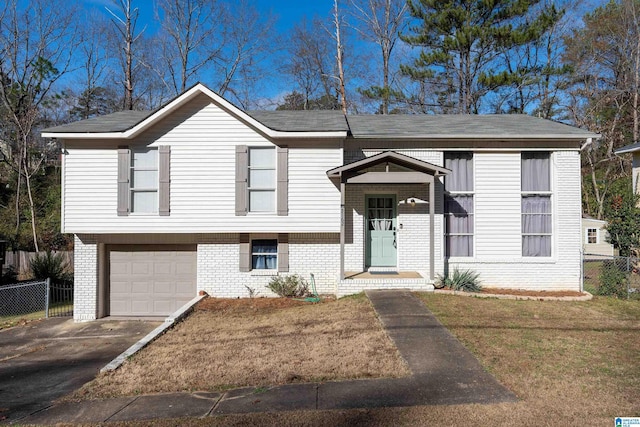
340,178,346,281
428,177,435,281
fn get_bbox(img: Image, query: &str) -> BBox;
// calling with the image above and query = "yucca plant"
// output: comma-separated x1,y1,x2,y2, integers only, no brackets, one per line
435,268,482,292
29,251,72,285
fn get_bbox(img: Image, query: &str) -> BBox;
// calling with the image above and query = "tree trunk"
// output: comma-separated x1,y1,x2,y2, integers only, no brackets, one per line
334,0,348,114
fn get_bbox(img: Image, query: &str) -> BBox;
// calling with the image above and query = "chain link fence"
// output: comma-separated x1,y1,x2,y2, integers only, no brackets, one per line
583,253,640,299
0,280,48,317
0,279,74,319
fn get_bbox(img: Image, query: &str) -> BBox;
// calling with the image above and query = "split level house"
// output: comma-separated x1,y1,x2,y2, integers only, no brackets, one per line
42,83,598,321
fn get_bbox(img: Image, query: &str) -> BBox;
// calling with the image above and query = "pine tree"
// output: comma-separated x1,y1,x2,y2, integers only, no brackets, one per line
401,0,562,114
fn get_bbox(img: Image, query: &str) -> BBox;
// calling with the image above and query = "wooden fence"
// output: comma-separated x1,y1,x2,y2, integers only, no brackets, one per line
2,251,74,277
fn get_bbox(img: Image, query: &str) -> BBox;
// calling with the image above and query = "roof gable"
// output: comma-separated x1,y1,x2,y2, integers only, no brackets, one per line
42,83,348,140
327,151,450,178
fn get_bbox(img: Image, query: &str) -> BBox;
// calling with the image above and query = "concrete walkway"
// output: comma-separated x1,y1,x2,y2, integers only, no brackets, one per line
20,290,516,425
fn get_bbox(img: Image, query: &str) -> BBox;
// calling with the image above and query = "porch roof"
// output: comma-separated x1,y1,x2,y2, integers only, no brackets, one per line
326,151,450,183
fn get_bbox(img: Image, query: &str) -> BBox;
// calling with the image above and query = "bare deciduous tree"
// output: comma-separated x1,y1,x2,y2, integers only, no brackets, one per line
106,0,145,110
156,0,223,95
350,0,407,114
0,0,78,250
332,0,348,114
213,0,277,108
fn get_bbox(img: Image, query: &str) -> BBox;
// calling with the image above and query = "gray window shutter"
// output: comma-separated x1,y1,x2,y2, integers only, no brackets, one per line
277,146,288,216
277,233,289,272
236,145,248,216
117,147,130,216
159,146,170,216
239,233,251,272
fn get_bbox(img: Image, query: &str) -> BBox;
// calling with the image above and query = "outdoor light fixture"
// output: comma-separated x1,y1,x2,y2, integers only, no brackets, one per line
410,198,416,207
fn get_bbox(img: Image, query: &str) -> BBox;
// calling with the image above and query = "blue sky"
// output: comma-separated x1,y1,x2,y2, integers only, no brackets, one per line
82,0,336,34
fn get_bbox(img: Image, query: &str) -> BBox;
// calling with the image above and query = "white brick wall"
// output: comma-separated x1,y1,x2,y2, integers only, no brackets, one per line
73,234,99,321
197,233,341,298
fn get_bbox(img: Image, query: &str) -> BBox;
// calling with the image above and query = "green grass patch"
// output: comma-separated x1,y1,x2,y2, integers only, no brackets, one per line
417,293,640,421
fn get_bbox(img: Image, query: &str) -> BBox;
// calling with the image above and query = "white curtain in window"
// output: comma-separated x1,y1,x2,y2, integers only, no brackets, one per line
445,195,473,256
522,195,551,256
252,240,277,269
445,152,473,191
521,152,550,191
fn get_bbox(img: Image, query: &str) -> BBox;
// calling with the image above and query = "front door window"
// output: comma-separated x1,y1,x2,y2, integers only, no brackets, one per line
366,196,397,267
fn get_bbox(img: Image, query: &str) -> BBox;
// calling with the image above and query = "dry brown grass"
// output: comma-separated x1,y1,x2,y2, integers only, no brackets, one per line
72,294,409,399
82,293,640,427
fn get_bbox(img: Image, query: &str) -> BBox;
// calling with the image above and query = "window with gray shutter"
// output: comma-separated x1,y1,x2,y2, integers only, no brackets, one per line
277,233,289,272
277,147,288,216
117,147,131,216
239,233,251,272
159,146,170,216
236,146,248,216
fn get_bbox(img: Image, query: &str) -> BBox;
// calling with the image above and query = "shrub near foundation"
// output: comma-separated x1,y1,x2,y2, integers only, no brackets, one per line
435,268,482,292
266,274,309,297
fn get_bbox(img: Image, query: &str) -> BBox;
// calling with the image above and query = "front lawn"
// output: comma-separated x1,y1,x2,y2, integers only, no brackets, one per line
72,294,409,399
97,293,639,426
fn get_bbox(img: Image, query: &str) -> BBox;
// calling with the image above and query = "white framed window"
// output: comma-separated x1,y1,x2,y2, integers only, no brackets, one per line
252,239,277,269
444,152,474,257
130,148,158,213
587,228,598,244
248,147,276,212
521,152,551,257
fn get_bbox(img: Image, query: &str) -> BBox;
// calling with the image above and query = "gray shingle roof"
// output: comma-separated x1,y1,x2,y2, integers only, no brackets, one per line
615,141,640,154
248,111,349,132
42,107,596,140
42,111,153,133
346,114,597,139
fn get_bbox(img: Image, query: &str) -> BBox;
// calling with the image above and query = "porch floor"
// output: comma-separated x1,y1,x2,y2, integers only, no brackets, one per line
344,271,423,280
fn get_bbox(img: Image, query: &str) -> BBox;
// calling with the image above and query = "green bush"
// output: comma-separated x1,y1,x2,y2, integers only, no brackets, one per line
436,268,482,292
0,266,18,286
266,274,309,298
597,261,628,298
29,251,72,285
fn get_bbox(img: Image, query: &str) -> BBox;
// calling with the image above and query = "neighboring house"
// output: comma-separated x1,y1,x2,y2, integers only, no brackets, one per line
42,83,598,321
582,215,616,257
615,141,640,194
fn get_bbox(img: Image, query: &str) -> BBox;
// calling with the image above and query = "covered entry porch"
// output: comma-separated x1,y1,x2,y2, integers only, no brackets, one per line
327,151,449,288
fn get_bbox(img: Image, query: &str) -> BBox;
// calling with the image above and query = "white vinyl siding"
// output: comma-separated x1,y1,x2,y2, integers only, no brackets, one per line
61,94,342,233
449,151,582,291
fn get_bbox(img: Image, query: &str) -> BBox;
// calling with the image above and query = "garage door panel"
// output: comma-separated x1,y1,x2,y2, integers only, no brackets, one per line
153,281,174,294
154,263,172,275
153,300,174,314
131,299,151,315
131,281,151,293
110,280,131,294
111,299,131,315
131,262,151,275
110,247,196,317
176,282,195,295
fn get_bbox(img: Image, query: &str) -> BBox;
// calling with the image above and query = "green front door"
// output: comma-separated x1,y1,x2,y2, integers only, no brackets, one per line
366,195,397,267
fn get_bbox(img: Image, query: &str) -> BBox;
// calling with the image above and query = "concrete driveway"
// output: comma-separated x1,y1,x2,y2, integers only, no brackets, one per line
0,317,160,424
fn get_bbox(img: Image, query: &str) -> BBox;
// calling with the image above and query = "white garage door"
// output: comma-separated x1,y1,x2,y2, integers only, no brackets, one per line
109,246,197,317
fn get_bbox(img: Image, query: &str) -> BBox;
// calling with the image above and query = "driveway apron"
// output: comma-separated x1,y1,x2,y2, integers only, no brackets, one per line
0,318,159,424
